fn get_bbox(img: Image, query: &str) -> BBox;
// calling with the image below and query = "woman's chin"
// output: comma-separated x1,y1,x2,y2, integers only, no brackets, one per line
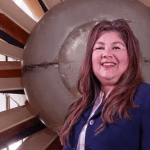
100,76,119,86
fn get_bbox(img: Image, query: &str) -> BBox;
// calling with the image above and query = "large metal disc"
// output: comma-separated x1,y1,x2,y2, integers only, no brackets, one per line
21,0,150,132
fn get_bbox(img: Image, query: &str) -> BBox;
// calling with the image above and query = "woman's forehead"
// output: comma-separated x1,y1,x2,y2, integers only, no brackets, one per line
94,31,125,45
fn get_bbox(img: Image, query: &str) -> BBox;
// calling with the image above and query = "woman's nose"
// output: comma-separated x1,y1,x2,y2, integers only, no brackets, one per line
101,48,113,58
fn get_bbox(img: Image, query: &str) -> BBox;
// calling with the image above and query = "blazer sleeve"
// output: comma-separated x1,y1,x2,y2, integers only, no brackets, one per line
141,95,150,150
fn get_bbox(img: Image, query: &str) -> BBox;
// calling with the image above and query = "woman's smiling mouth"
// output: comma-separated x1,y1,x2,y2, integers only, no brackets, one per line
101,62,116,66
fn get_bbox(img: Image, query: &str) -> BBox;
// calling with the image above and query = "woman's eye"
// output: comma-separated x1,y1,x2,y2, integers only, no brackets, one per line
113,46,120,50
96,47,104,50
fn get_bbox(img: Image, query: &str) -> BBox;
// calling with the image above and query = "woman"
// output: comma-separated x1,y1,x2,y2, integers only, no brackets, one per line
60,19,150,150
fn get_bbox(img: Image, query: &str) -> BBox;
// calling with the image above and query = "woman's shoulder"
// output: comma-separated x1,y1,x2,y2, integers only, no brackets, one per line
136,82,150,95
135,82,150,111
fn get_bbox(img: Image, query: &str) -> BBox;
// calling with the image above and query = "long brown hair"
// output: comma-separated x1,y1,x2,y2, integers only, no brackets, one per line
60,19,144,145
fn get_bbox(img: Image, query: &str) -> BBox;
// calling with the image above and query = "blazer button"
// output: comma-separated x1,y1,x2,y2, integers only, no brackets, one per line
85,145,91,150
89,120,94,125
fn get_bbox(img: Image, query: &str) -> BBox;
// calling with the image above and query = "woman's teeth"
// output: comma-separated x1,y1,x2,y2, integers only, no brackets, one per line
102,63,116,66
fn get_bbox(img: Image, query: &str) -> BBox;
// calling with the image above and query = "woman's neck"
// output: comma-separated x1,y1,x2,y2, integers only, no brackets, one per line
101,85,114,96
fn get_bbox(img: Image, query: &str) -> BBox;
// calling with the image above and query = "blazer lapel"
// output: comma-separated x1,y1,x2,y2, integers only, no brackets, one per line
83,102,94,120
93,103,104,117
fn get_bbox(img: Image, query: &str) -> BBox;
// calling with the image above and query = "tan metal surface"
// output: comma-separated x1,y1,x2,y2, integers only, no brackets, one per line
43,0,61,10
0,0,36,33
0,62,21,70
0,78,23,91
138,0,150,7
23,0,44,22
0,104,36,143
0,40,24,60
17,128,57,150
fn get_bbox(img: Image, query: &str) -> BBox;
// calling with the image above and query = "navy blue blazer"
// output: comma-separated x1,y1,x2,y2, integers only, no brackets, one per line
63,83,150,150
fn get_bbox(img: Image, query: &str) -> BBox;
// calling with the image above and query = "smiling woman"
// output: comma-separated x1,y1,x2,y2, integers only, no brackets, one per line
60,19,150,150
92,31,129,93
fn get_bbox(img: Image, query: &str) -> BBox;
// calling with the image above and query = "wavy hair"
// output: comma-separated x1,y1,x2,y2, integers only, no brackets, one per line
60,19,144,145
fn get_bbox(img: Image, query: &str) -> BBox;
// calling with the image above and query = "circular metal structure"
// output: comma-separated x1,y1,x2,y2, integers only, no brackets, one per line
21,0,150,132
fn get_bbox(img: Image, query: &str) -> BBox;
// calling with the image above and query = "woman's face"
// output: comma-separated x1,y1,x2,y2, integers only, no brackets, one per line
92,31,129,90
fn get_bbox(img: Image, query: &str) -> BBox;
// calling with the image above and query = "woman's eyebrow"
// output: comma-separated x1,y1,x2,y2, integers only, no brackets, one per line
112,41,126,47
95,42,105,45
